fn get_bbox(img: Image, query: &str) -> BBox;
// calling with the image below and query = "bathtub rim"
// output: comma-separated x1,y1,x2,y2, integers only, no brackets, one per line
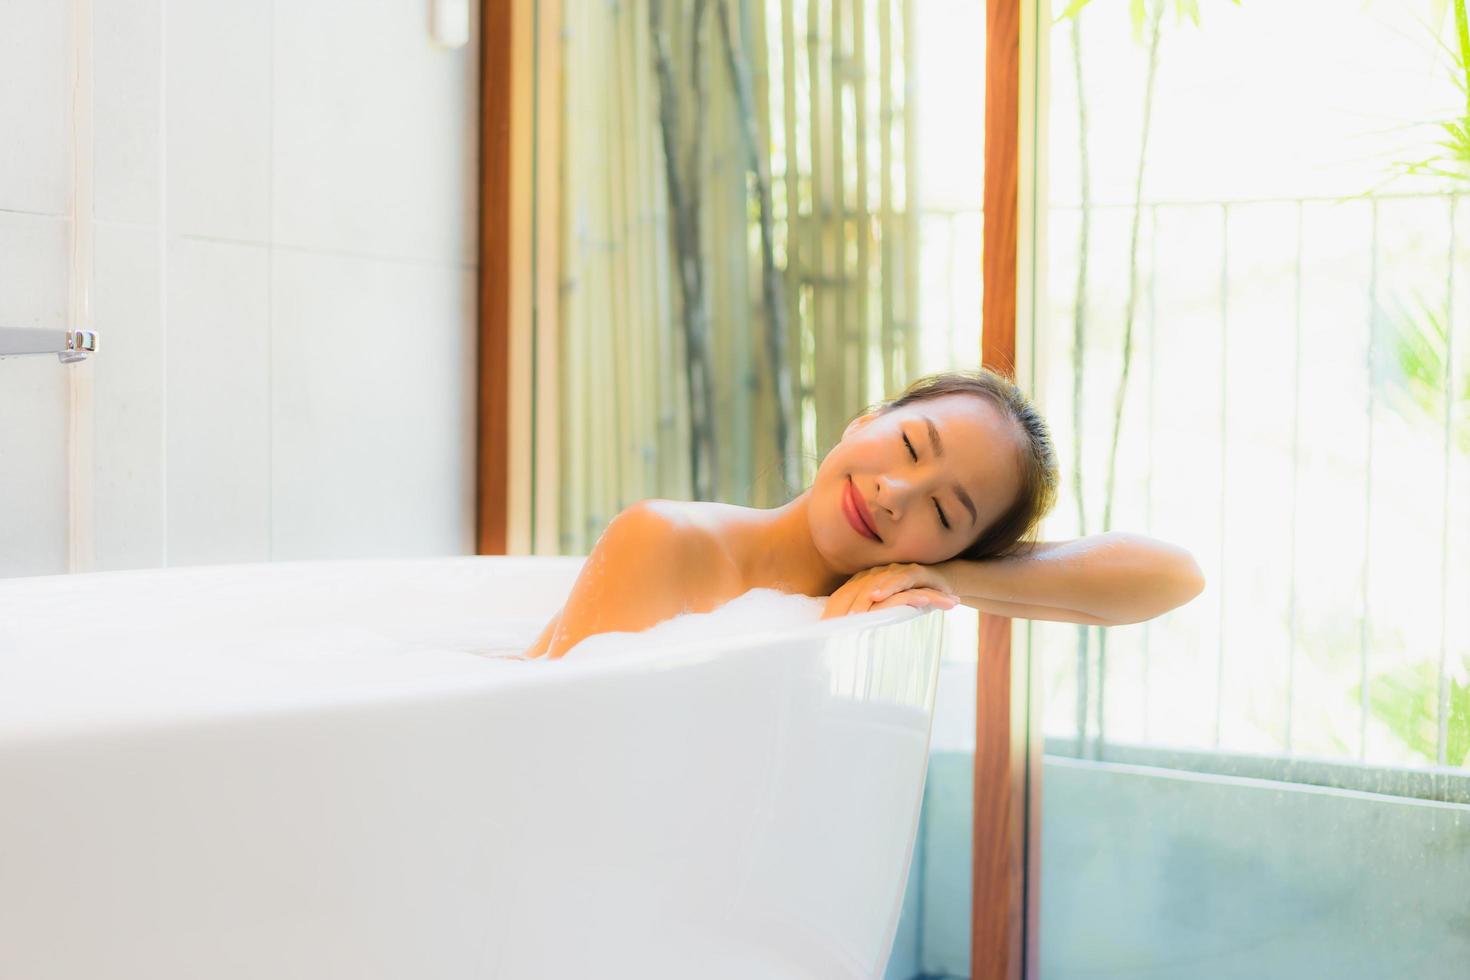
0,555,946,743
0,553,936,671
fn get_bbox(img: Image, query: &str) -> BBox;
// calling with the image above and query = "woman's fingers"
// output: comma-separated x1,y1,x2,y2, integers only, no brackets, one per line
821,579,863,619
850,570,889,614
898,587,959,609
822,568,882,619
869,563,952,602
866,565,912,601
825,569,961,619
866,587,961,613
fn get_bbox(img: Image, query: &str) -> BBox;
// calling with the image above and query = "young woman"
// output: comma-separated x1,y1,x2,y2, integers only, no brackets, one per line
523,369,1204,660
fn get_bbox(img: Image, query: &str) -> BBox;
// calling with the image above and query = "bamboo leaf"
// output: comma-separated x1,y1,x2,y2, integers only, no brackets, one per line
1130,0,1146,42
1057,0,1094,23
1356,661,1470,767
1374,292,1470,455
1375,1,1470,193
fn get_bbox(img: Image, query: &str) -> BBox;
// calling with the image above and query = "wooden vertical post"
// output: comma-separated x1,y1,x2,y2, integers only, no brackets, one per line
974,0,1040,979
481,0,549,555
479,0,514,555
480,0,539,555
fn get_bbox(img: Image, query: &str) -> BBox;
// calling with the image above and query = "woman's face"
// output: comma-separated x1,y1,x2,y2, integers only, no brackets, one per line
811,392,1025,572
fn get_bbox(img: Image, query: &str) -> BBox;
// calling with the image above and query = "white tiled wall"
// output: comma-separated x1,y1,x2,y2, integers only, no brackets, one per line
272,0,478,263
0,1,479,577
93,0,161,225
0,3,71,216
269,250,476,559
165,238,273,567
0,213,71,576
93,221,166,570
166,0,272,243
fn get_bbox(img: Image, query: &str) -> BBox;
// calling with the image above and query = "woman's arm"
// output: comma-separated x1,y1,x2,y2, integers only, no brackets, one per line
939,532,1205,626
528,502,738,659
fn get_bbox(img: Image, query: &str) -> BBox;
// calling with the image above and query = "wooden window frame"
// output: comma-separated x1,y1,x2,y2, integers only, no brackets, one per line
976,0,1044,977
479,0,513,555
479,0,547,556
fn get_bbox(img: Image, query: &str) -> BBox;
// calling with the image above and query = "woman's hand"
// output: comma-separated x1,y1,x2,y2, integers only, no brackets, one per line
821,562,962,620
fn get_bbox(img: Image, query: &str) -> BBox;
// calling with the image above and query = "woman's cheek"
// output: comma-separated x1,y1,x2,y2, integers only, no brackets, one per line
914,539,950,566
892,536,935,566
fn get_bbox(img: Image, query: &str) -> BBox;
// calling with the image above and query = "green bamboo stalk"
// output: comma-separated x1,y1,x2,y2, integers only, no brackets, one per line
1069,13,1091,539
593,0,617,536
651,0,717,500
1095,0,1166,755
806,0,831,451
1069,9,1094,753
901,0,919,381
711,24,742,505
751,0,785,504
644,0,678,496
853,0,869,408
1101,0,1164,535
830,0,849,423
1457,0,1469,123
607,1,634,510
717,0,795,504
780,0,803,498
563,0,588,552
879,0,894,397
630,0,658,496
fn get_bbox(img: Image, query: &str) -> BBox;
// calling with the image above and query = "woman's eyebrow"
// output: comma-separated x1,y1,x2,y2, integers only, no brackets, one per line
924,415,977,527
954,484,977,527
924,416,944,457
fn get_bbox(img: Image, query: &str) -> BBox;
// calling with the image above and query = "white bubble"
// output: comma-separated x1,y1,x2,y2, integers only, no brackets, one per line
559,588,827,660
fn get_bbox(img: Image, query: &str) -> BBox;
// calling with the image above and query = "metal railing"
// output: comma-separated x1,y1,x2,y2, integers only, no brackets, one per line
919,191,1468,774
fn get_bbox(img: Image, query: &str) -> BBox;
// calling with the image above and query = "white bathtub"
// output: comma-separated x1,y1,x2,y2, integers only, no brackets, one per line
0,557,944,979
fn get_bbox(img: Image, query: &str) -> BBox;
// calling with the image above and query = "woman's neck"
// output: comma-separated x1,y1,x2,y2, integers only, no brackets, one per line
722,490,849,598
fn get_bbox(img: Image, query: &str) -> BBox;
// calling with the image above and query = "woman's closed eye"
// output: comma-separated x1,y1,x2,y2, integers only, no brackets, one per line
901,432,951,530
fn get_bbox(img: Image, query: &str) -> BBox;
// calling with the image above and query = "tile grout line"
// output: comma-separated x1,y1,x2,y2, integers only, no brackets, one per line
267,0,275,562
175,232,477,271
160,0,170,566
67,0,97,575
0,206,71,219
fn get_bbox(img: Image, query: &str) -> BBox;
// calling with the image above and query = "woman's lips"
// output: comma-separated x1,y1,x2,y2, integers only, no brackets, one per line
844,477,881,542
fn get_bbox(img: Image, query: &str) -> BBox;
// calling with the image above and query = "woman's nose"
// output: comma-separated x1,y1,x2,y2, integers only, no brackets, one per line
875,476,916,518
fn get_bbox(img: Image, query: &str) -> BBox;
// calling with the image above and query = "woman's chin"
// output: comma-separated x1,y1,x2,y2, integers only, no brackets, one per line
832,536,876,574
809,527,857,576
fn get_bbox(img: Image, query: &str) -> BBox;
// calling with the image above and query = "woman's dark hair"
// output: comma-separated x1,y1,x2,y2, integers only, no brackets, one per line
866,367,1059,561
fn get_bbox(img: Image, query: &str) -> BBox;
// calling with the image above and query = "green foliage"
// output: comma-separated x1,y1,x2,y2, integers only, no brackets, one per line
1394,107,1470,186
1371,2,1470,442
1355,660,1470,767
1055,0,1239,40
1371,289,1470,766
1390,0,1470,187
1356,2,1470,775
1374,294,1470,456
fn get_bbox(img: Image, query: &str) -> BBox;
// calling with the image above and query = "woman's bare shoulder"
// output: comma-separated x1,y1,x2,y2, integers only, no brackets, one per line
532,501,742,658
609,501,744,603
636,498,739,528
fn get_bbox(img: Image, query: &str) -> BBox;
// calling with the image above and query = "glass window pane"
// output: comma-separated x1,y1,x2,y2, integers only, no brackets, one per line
1035,0,1470,974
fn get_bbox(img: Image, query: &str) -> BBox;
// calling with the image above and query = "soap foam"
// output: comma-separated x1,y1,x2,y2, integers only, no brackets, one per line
557,588,827,660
